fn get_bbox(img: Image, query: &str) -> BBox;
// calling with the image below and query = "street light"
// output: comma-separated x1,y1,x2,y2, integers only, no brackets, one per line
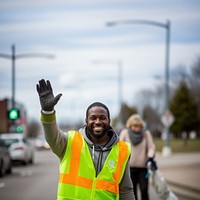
106,19,171,156
0,44,55,109
92,59,123,130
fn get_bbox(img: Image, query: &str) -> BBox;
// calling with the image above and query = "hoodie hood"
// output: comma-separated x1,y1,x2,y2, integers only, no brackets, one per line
79,125,119,176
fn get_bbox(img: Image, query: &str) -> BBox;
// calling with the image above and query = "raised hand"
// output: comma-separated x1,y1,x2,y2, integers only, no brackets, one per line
36,79,62,111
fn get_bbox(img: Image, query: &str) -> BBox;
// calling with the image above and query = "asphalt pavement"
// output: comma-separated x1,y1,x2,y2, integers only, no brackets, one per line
1,149,199,200
151,152,200,200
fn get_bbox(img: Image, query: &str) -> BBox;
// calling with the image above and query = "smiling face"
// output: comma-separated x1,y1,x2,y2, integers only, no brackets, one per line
85,106,110,144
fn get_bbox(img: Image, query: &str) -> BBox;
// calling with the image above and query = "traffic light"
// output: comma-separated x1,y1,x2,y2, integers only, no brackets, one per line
8,108,20,120
16,125,23,133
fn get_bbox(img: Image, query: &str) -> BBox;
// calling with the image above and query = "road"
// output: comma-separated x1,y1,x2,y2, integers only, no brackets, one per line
0,150,188,200
0,150,59,200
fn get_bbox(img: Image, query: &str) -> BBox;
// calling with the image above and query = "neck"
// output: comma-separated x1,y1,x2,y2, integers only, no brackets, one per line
90,134,110,146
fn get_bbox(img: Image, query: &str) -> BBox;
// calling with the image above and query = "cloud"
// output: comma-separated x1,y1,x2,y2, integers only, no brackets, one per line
1,0,200,123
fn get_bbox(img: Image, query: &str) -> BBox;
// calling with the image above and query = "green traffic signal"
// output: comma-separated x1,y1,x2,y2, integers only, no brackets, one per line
8,109,19,120
16,125,23,133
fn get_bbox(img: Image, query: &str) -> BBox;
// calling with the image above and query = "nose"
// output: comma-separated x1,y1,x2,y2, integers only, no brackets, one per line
95,118,101,124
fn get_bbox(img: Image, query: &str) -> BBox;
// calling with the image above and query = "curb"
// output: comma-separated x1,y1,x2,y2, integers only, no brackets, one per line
167,179,200,200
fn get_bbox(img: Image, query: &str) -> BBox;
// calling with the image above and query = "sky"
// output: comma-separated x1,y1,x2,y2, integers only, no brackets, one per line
0,0,200,125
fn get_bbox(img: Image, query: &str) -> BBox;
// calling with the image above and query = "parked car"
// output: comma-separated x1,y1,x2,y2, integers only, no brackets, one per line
0,139,12,177
0,133,35,165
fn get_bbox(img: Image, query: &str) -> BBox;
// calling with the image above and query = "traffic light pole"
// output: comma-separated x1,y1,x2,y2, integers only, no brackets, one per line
0,44,54,109
12,45,16,109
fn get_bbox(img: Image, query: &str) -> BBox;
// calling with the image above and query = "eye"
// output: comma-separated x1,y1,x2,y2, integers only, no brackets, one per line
100,115,108,120
89,116,96,121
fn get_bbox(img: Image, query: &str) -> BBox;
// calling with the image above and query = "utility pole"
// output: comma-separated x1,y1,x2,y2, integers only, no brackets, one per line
0,44,54,109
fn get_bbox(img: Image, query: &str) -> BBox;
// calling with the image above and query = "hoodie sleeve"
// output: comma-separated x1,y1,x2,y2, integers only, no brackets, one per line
119,160,135,200
41,111,68,160
145,130,156,158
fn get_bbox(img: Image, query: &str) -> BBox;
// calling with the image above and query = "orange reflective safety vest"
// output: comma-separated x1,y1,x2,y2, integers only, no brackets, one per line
57,131,130,200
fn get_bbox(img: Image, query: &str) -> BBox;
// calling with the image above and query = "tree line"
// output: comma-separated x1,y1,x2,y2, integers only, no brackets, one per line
117,56,200,139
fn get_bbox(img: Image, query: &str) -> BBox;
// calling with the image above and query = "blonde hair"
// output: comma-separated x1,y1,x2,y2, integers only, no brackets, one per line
126,114,145,128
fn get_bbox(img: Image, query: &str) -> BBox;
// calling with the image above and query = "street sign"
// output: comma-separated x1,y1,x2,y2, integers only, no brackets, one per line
161,110,175,128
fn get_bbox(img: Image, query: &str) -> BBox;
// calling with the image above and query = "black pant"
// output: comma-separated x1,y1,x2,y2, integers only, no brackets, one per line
130,167,149,200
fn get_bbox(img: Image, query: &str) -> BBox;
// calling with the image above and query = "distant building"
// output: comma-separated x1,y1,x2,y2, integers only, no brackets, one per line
0,98,27,133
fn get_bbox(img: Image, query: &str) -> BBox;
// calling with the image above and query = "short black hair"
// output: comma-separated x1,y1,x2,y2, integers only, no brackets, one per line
86,102,110,119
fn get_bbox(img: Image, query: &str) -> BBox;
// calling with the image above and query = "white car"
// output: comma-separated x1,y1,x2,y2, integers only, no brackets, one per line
0,133,35,165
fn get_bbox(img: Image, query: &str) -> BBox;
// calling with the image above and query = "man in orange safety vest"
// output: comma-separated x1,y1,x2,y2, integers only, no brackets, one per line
36,79,135,200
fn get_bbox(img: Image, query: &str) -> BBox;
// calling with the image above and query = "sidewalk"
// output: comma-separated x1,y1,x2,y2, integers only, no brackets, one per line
154,152,200,200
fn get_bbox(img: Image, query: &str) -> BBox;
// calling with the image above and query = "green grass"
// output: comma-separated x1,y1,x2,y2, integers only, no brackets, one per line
154,138,200,152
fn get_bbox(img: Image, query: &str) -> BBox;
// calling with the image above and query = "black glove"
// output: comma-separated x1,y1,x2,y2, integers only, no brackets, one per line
36,79,62,111
146,157,158,171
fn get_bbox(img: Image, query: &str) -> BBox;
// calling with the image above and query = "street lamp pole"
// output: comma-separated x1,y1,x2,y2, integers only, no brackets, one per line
0,44,54,109
165,21,171,150
106,19,171,155
117,59,123,130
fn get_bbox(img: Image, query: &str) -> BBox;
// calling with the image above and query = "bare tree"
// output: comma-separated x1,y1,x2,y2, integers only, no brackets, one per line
189,57,200,135
143,105,162,137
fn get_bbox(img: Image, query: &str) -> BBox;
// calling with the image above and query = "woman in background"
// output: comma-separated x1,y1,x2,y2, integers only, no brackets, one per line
120,114,157,200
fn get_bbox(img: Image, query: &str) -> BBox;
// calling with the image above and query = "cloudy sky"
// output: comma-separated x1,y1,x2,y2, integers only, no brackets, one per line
0,0,200,124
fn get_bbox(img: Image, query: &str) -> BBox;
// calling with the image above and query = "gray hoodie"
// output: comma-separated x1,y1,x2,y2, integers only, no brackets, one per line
41,114,135,200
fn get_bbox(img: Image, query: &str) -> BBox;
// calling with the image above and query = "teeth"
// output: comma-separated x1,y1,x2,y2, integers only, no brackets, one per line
94,127,102,131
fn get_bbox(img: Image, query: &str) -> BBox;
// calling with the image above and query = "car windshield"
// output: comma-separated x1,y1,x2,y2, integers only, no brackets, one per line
3,138,19,147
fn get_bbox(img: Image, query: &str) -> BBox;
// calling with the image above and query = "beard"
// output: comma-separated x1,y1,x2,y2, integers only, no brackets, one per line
87,125,109,139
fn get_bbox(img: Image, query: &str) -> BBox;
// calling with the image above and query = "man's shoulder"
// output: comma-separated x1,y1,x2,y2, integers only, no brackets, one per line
117,139,131,152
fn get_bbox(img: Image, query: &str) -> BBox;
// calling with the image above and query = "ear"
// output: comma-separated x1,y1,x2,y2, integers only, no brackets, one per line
85,118,88,124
